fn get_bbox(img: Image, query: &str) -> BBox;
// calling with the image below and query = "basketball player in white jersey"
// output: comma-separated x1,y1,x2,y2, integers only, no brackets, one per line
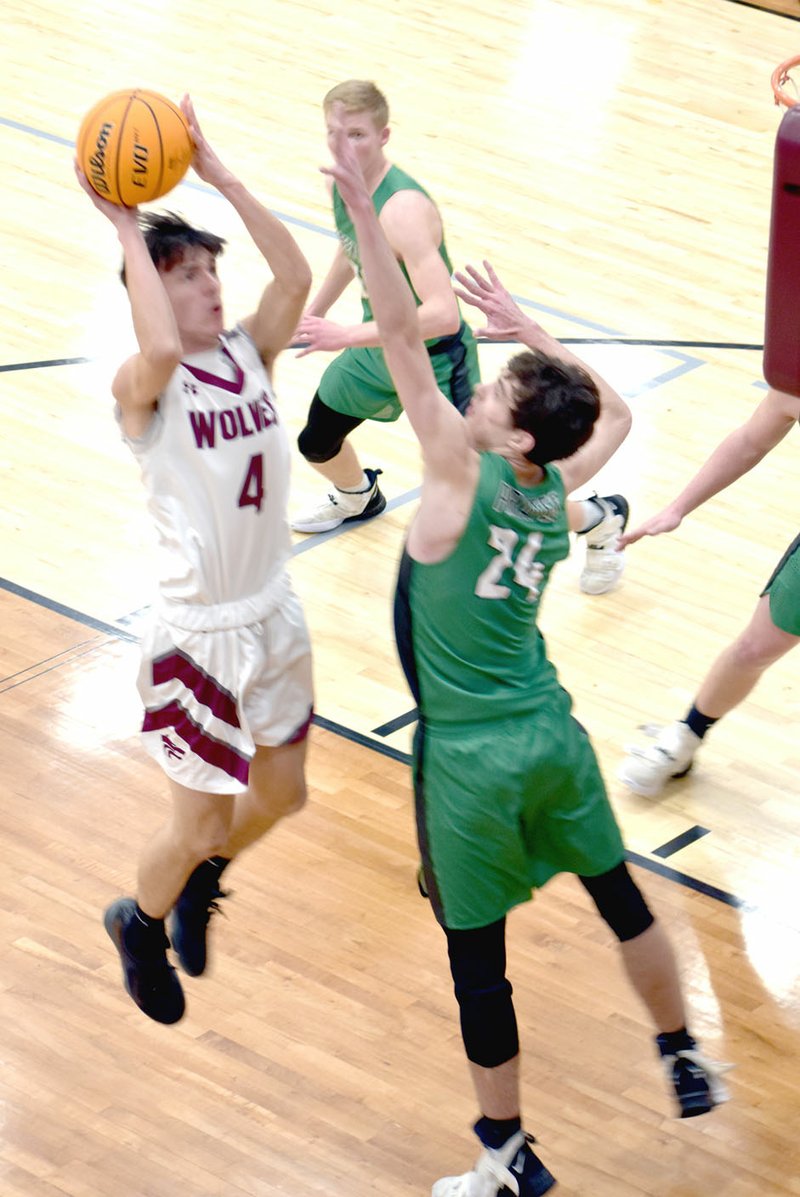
76,95,314,1024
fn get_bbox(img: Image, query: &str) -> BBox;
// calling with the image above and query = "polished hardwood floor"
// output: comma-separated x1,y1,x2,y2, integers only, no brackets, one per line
2,0,800,1192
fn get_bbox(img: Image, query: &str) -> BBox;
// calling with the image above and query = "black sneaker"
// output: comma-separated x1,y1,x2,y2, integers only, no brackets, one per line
104,898,185,1024
662,1048,733,1118
169,869,229,977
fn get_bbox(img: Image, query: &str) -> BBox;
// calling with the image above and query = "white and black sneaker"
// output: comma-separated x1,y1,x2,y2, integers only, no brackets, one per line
662,1048,734,1118
619,720,702,798
578,493,629,595
291,468,386,533
432,1130,556,1196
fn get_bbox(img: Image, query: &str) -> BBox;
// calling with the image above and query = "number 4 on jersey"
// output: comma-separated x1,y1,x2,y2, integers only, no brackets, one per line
238,453,265,513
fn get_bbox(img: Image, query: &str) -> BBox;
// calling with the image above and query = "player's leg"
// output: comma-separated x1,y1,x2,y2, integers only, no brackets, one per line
293,392,384,531
168,738,308,976
419,723,556,1195
580,862,731,1117
620,579,800,797
434,919,556,1197
169,597,313,976
104,782,235,1023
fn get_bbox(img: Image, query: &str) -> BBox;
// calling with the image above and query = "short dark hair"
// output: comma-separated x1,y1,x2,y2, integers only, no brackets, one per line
120,211,226,287
506,350,600,465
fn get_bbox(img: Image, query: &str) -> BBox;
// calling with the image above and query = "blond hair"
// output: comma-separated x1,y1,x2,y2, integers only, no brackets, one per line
323,80,389,130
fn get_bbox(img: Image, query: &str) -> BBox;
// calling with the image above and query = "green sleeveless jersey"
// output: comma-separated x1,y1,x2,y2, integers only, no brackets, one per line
333,164,454,334
394,454,570,724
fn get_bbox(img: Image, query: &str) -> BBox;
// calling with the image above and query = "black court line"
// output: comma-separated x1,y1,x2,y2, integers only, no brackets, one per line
312,713,412,765
372,708,418,737
0,357,91,373
0,578,139,643
723,0,800,21
1,577,750,915
652,825,711,859
626,851,747,910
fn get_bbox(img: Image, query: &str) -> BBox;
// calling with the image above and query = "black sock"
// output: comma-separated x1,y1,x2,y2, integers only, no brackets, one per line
474,1115,522,1150
656,1027,697,1057
684,706,718,740
124,904,167,955
183,855,231,896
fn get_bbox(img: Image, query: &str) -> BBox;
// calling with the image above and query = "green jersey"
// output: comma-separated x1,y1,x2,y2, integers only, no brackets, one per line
395,453,571,724
318,166,481,422
333,164,454,335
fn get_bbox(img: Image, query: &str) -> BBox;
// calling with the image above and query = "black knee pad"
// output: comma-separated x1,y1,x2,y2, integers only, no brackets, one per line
445,919,520,1068
580,860,655,943
457,978,520,1067
296,393,364,463
296,425,343,464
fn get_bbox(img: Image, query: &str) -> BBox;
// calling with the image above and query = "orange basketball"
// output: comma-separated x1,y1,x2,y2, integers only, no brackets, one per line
77,89,194,206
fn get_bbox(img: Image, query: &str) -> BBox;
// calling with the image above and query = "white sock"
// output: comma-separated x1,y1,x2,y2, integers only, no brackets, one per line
337,473,370,494
574,497,605,534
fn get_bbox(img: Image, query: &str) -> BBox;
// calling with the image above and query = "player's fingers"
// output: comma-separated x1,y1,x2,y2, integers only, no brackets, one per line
465,263,490,290
483,260,502,287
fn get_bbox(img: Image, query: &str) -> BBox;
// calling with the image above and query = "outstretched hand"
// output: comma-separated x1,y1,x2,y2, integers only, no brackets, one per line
74,159,139,227
619,506,683,548
320,102,371,215
180,94,236,191
453,260,535,341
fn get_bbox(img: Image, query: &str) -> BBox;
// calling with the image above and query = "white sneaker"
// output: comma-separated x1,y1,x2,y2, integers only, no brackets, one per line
432,1131,556,1197
619,720,701,798
291,468,385,533
578,494,629,595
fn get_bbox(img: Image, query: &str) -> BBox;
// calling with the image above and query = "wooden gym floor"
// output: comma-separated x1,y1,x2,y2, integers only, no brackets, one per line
2,0,800,1193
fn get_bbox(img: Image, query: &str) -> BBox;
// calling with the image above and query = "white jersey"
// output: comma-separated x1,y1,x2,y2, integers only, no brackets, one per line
122,326,292,628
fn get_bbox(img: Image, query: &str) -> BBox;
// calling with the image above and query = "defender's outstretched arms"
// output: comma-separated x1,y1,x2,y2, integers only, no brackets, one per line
454,261,631,495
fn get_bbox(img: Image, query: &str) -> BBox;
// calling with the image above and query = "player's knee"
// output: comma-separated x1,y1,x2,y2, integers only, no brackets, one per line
456,977,520,1067
580,860,655,943
280,777,307,816
175,814,231,863
297,424,344,463
731,629,784,672
446,919,518,1067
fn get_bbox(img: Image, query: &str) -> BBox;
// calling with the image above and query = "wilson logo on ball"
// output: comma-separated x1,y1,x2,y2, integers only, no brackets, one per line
77,89,194,206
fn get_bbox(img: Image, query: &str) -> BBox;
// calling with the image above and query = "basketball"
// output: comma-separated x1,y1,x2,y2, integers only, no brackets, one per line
76,89,194,206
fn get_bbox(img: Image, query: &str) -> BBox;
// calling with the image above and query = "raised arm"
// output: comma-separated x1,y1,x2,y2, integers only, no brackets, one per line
74,163,182,433
321,108,469,477
454,261,631,493
621,387,800,546
181,96,311,370
296,189,459,356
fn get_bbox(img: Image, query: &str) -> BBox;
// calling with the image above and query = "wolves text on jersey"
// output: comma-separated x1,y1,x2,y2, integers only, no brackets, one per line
188,394,278,450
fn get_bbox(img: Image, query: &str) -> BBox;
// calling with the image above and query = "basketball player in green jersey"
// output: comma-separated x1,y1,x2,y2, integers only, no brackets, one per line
322,106,731,1196
290,80,630,600
290,79,481,533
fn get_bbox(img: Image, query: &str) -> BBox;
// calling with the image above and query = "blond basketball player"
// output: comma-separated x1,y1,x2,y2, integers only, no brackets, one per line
76,95,313,1024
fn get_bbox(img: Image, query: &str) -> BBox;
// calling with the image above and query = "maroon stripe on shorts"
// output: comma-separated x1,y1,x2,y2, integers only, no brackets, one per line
143,701,250,785
282,706,314,746
151,649,240,728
